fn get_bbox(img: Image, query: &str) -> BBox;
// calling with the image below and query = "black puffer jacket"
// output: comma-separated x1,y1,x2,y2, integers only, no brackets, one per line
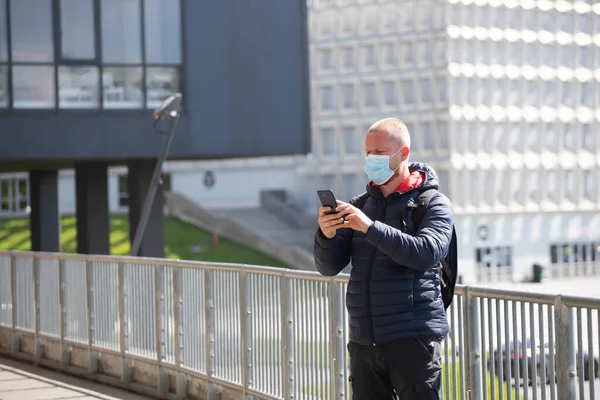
314,163,453,346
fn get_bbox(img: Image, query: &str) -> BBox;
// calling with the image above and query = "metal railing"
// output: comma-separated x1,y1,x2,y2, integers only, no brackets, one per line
0,250,598,400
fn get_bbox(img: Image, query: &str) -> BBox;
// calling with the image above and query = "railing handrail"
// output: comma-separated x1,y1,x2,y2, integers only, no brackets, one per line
4,250,600,305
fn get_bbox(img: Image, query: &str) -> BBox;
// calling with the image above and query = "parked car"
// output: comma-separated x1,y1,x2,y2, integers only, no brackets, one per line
540,345,599,382
488,340,533,382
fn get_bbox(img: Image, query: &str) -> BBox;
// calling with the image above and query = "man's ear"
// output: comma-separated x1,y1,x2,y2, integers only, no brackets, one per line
401,147,410,162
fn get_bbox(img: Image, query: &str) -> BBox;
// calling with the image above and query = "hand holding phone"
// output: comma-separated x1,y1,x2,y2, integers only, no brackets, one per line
317,189,338,214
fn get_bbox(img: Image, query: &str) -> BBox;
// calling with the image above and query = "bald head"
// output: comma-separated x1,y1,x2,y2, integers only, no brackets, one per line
367,118,411,150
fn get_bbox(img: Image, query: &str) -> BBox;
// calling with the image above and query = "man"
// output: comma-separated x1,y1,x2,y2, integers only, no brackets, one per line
313,118,454,399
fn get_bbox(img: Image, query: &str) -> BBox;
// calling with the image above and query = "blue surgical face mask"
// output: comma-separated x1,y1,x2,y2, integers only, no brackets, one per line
364,148,402,185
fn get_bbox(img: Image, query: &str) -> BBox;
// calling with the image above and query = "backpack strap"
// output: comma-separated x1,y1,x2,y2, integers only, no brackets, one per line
352,192,369,210
411,189,456,289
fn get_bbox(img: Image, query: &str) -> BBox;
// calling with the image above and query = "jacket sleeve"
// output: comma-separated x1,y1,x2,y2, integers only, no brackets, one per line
313,198,359,277
364,192,454,272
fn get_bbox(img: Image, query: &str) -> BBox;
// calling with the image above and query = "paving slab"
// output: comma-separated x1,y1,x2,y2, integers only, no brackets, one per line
0,358,151,400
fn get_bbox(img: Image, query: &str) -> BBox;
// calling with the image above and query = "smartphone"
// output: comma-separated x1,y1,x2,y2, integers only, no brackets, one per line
317,190,338,215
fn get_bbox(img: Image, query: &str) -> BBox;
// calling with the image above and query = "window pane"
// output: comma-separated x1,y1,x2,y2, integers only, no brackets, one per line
60,0,95,59
10,0,54,62
59,66,99,108
0,65,7,107
402,79,414,105
144,0,181,64
0,0,7,61
382,80,396,106
103,67,143,109
17,178,28,210
342,126,357,154
363,83,377,107
101,0,142,63
146,67,179,109
12,66,55,109
320,85,334,110
321,127,336,155
341,84,356,109
421,121,434,150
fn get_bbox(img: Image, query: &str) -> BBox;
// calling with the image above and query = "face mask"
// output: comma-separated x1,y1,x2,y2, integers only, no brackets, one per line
364,148,402,185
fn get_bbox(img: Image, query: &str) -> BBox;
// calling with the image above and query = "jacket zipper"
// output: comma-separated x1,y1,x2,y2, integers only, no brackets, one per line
366,203,386,346
366,248,377,346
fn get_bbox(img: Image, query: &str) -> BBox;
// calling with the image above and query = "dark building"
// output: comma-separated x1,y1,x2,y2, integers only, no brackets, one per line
0,0,311,257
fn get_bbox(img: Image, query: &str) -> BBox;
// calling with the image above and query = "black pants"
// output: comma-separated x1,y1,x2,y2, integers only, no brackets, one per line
347,338,442,400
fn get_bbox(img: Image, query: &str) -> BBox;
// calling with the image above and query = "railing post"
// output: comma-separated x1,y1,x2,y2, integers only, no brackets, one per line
155,264,168,394
33,256,42,361
173,266,187,399
58,257,69,365
10,253,19,354
464,287,482,400
281,273,295,400
555,295,577,400
328,279,346,399
240,269,253,398
204,269,217,400
118,262,131,383
86,260,97,373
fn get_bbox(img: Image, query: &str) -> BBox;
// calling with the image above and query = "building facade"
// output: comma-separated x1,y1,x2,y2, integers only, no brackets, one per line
306,0,600,282
1,0,599,283
0,0,311,257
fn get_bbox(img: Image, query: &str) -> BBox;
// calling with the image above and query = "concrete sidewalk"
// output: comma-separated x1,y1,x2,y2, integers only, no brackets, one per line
0,358,150,400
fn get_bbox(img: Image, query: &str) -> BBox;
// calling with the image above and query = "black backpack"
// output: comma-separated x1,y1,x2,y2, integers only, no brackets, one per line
353,189,458,310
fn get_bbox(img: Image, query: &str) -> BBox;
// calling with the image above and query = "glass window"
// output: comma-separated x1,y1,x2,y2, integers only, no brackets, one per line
319,49,334,70
495,170,505,205
144,0,182,64
341,84,356,109
578,47,593,70
543,81,556,107
16,178,28,210
146,67,179,109
10,0,54,62
362,45,377,68
321,174,338,195
419,40,432,67
101,0,142,63
581,82,593,107
421,121,434,151
577,13,593,35
405,122,417,152
343,174,358,202
540,11,555,32
436,120,448,150
340,9,356,35
60,0,95,60
382,80,396,106
341,47,355,69
563,124,575,151
529,170,539,204
59,66,99,108
583,170,594,201
399,42,415,67
436,77,447,103
362,83,377,107
0,65,7,108
401,79,414,105
544,122,558,151
1,179,11,211
546,170,556,202
557,12,572,34
419,5,433,30
526,123,538,152
582,124,595,152
319,85,334,110
434,39,447,66
482,170,493,205
420,78,433,104
321,128,336,155
561,81,574,108
118,175,128,207
342,126,357,154
564,170,575,201
508,123,521,152
525,80,538,106
511,170,522,204
541,45,555,66
0,0,7,61
559,45,574,69
381,43,395,67
508,79,521,106
103,67,143,109
12,66,55,109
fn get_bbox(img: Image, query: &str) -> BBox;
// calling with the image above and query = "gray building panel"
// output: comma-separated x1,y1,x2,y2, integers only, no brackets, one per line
0,0,310,165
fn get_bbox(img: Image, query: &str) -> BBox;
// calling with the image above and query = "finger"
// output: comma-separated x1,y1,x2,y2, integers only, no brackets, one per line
322,218,345,228
336,204,354,214
318,206,333,216
319,213,343,223
335,200,347,206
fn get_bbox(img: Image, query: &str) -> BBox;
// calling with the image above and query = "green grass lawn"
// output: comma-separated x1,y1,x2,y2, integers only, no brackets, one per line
0,214,290,268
